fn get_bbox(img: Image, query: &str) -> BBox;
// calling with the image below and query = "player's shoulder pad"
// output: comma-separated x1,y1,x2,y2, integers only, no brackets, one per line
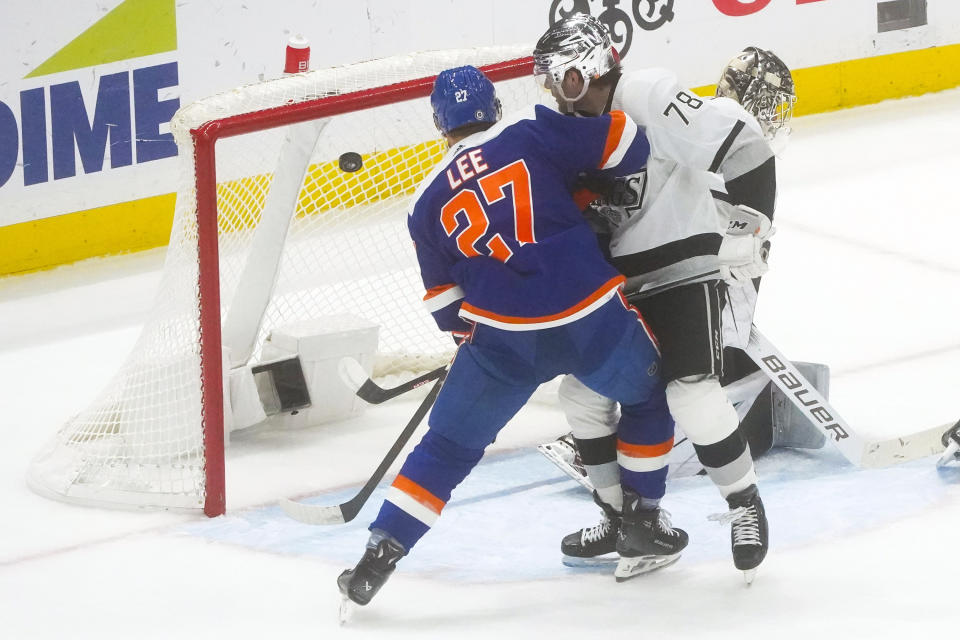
621,66,678,89
409,104,541,210
532,102,564,120
615,67,681,118
409,144,460,212
498,103,547,132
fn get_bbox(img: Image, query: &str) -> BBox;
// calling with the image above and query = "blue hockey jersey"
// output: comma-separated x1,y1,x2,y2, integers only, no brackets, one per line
408,104,650,333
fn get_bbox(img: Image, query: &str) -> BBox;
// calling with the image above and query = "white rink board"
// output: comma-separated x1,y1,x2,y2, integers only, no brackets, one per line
1,0,959,226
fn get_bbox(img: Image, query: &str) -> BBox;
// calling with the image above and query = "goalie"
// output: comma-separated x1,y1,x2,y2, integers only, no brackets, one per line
533,16,825,580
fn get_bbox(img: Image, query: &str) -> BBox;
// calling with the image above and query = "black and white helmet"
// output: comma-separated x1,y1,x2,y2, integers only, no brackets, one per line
716,47,796,141
533,13,619,103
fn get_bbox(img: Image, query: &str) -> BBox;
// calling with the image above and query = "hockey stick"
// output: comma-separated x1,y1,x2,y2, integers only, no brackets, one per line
337,357,448,404
745,326,954,468
281,371,446,525
620,277,951,467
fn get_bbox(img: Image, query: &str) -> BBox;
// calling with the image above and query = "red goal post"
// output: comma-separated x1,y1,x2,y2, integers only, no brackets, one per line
27,46,539,517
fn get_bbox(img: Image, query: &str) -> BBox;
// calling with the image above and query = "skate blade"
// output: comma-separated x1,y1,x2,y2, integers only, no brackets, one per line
614,553,681,581
562,553,618,568
742,568,757,586
339,597,357,625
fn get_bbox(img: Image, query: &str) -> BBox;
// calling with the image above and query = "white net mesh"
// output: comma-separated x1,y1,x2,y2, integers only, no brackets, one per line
27,45,542,512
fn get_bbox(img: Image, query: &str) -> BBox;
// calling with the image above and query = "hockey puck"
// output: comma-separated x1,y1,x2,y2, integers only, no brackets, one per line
338,151,363,172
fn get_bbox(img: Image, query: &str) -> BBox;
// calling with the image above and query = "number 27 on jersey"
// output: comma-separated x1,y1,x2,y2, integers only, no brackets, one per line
441,149,534,264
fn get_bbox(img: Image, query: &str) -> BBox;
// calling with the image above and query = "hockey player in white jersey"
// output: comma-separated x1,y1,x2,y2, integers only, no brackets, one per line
541,45,829,493
532,16,816,582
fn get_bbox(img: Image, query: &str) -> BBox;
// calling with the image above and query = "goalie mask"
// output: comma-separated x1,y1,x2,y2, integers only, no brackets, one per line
533,13,619,103
431,65,502,136
716,47,796,142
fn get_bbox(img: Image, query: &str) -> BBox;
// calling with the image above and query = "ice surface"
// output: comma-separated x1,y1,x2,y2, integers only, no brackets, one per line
1,89,959,638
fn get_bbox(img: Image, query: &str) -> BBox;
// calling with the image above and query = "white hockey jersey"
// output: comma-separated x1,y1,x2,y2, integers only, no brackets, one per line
595,68,773,296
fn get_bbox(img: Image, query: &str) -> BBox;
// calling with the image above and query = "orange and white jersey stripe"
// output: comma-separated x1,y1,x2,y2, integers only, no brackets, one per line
598,110,640,171
458,275,625,331
422,283,465,314
385,474,447,527
617,437,674,473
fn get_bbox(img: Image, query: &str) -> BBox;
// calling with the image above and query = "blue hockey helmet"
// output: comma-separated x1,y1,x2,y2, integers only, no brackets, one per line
430,65,502,136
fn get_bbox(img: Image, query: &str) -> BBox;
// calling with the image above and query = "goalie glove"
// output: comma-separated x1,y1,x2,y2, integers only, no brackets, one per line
718,204,774,285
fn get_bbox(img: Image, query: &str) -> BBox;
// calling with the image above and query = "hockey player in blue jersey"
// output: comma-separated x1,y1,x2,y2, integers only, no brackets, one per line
337,65,687,611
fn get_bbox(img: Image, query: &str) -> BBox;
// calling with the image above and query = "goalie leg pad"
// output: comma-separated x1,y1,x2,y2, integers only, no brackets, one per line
771,361,830,450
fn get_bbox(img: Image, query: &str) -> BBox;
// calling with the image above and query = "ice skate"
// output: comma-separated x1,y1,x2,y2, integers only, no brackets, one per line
937,421,960,468
614,490,688,582
561,493,620,567
538,432,594,491
337,532,405,619
709,484,768,585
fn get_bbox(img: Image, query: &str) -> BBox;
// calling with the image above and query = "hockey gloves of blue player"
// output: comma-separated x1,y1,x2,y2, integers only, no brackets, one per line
451,321,476,346
718,204,775,285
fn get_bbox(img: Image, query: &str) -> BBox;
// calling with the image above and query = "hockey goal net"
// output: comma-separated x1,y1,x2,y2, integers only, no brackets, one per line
27,45,539,516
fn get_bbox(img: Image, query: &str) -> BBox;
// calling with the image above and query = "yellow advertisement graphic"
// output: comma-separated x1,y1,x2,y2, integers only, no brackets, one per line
0,0,180,274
